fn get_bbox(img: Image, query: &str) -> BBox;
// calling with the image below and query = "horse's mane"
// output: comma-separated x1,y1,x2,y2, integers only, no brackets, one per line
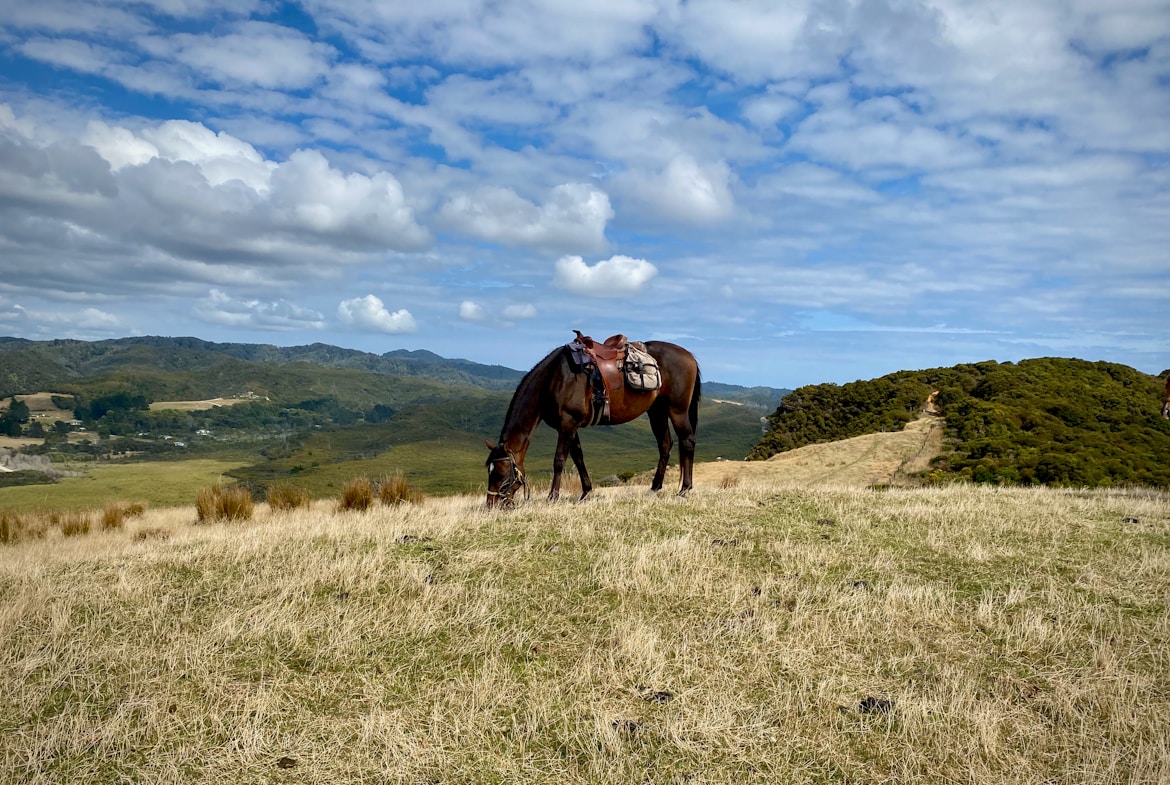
499,345,567,440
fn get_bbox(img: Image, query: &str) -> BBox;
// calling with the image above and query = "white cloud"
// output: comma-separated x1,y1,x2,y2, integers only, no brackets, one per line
337,295,417,333
156,21,336,90
459,299,537,326
502,303,537,320
459,300,486,321
553,255,658,298
439,183,612,252
620,154,735,224
195,288,325,330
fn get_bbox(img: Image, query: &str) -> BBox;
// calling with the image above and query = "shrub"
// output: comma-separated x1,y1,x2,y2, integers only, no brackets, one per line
338,476,374,511
268,483,312,511
378,472,424,506
196,484,255,523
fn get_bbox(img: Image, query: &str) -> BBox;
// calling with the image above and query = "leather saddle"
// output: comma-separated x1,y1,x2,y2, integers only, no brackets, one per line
569,330,633,425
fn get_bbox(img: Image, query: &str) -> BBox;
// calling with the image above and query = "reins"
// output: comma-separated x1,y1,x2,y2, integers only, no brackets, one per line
486,448,529,508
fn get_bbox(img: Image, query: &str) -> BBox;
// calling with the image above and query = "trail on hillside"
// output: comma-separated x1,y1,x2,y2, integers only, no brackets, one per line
692,410,945,489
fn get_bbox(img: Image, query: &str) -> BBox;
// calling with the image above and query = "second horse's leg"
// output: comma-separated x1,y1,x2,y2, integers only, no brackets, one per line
549,431,571,501
566,431,593,501
648,403,673,492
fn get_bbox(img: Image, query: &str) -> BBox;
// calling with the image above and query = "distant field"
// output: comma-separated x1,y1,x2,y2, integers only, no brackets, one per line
1,482,1167,784
149,397,250,411
0,459,245,513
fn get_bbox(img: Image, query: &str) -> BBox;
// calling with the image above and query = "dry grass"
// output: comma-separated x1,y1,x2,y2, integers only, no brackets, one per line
267,483,312,511
337,475,374,511
195,484,255,523
377,471,425,506
58,510,92,537
1,483,1168,784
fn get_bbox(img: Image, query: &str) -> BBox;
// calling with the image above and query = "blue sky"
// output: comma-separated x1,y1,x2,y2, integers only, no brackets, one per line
0,0,1167,388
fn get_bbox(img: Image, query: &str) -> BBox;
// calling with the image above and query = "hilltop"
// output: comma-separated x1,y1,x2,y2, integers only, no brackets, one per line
749,358,1170,489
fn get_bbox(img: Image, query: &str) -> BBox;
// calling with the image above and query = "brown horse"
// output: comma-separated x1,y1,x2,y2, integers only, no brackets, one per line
484,337,701,507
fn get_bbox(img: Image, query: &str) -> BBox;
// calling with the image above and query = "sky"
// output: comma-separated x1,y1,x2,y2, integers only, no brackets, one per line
0,1,1168,389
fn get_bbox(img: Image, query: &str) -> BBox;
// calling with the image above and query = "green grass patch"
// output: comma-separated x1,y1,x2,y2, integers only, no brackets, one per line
0,459,246,513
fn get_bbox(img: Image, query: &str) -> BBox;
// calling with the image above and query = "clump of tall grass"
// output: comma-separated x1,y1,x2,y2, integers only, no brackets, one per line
60,510,92,537
338,476,374,511
378,472,425,506
267,483,312,511
101,501,145,531
1,510,48,545
195,484,254,523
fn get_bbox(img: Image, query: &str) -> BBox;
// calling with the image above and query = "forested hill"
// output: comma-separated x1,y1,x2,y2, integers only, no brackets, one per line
748,358,1170,488
0,336,524,396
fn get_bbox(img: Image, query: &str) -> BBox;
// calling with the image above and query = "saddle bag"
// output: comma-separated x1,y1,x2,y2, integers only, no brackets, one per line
622,342,661,392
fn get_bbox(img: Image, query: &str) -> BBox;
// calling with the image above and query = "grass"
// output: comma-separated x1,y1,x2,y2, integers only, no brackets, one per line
0,459,246,514
195,484,255,523
0,482,1167,783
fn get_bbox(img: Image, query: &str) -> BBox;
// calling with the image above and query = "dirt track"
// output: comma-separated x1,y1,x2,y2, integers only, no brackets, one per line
692,412,945,489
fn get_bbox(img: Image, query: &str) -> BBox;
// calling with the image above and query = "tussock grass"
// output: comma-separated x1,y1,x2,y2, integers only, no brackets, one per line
58,510,92,537
1,483,1168,784
195,484,254,523
100,502,141,531
266,483,312,511
337,475,374,511
0,510,47,544
377,471,425,506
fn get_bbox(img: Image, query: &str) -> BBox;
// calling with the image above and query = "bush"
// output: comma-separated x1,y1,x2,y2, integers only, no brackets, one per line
338,476,374,511
268,483,312,511
196,484,255,523
378,472,424,506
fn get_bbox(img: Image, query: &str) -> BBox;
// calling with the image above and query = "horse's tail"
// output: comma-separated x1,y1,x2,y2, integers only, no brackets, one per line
689,366,702,431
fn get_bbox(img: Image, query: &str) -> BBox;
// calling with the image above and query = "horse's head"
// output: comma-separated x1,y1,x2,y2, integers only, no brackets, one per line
484,440,526,508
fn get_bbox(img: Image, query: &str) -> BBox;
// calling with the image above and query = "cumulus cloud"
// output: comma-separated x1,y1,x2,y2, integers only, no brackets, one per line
621,155,735,224
459,300,486,321
0,110,431,304
337,295,417,333
553,255,658,298
195,288,325,330
438,183,612,252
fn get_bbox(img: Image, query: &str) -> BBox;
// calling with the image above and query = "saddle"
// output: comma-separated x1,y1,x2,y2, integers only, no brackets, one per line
568,331,658,426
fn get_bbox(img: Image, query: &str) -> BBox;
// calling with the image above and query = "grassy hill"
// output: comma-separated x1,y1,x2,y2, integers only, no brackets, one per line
2,481,1167,783
0,336,779,505
749,358,1170,489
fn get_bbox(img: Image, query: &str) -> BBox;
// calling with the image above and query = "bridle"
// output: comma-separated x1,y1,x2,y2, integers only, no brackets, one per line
486,448,529,508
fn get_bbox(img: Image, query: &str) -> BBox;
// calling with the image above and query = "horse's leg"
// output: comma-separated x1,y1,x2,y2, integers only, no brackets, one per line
669,404,697,496
549,430,572,501
566,432,594,501
648,401,673,492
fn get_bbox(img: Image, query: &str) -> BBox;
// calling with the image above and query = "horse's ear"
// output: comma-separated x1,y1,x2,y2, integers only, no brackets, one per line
485,439,497,451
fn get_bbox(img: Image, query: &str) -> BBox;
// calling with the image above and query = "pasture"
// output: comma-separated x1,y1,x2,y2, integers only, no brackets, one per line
1,480,1167,784
0,459,245,513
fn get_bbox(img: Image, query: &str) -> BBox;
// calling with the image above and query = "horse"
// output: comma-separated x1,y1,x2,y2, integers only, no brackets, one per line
1163,373,1170,420
484,336,701,507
